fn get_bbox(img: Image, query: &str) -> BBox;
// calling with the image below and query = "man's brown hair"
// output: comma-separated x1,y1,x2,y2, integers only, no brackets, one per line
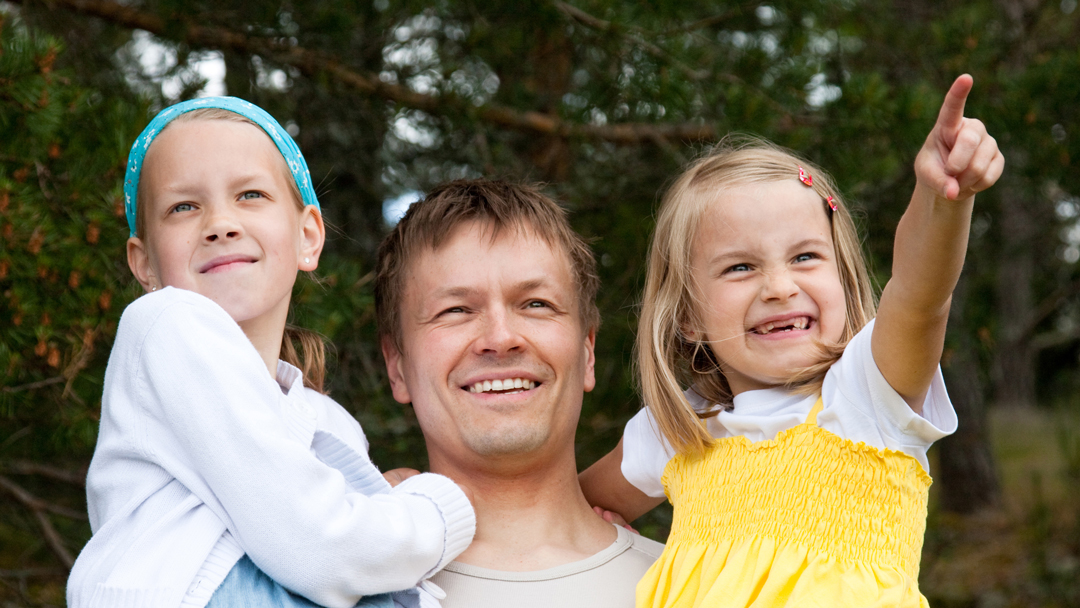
376,179,600,354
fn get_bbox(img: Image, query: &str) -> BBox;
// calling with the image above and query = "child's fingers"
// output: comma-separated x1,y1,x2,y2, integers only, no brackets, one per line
592,505,637,532
955,134,1000,193
963,149,1005,194
934,74,974,144
382,467,422,487
943,119,987,176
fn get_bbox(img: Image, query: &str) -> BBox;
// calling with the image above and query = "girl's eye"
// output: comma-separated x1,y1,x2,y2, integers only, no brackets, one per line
171,203,195,213
240,191,263,200
725,263,751,273
794,253,818,263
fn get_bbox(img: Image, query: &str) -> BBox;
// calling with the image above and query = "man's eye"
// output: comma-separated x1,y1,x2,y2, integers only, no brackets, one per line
240,191,263,200
527,300,549,308
441,306,466,315
171,203,195,213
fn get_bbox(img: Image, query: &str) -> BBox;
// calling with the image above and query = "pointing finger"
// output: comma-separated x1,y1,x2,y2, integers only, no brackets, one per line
935,74,974,137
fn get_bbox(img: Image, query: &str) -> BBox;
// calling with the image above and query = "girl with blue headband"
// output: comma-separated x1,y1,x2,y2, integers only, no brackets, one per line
67,98,475,608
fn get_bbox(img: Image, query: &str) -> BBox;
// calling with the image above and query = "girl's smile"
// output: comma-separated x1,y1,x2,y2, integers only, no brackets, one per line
690,179,847,396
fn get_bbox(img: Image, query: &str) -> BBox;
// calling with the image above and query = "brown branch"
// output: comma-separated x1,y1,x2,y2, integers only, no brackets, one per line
663,3,761,36
1,460,87,487
1,376,64,394
553,1,710,80
1030,325,1080,352
14,0,721,145
0,568,67,578
0,474,78,569
1020,276,1080,341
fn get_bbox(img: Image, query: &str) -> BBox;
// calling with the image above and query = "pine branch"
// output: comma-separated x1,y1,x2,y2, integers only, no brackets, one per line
0,474,80,569
552,1,710,80
1,460,87,487
13,0,721,145
1,376,65,394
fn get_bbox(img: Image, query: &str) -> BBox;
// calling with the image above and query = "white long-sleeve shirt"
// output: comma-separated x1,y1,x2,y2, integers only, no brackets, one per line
68,288,475,608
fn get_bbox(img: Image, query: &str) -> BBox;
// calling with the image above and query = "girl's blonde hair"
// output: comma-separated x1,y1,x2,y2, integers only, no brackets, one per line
638,136,877,457
136,108,328,393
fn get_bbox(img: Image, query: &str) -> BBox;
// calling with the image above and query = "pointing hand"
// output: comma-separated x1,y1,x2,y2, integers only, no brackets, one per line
915,74,1005,201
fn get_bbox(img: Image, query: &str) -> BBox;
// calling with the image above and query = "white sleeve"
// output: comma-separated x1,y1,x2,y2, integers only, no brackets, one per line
819,318,958,472
123,290,474,607
620,407,677,498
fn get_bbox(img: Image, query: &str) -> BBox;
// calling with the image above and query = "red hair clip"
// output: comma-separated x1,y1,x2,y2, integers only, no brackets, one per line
798,166,813,186
826,196,837,211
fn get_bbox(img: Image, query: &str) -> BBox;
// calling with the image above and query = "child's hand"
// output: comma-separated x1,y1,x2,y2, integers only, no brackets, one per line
383,467,421,487
592,505,638,534
915,74,1004,202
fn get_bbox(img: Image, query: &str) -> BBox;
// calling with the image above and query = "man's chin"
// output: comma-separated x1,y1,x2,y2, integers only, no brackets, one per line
462,425,550,458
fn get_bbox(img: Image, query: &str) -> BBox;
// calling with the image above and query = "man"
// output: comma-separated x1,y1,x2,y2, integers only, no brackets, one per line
376,180,663,607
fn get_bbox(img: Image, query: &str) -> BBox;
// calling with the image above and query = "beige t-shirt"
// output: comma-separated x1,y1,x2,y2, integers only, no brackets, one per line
430,526,664,608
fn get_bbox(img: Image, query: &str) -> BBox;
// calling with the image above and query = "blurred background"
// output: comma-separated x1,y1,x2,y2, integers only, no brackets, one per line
1,0,1079,605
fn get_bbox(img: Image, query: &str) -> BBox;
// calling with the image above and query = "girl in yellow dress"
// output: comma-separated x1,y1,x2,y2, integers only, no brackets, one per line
580,75,1003,607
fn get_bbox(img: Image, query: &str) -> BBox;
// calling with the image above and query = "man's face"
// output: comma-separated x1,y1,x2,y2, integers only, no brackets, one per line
383,221,595,472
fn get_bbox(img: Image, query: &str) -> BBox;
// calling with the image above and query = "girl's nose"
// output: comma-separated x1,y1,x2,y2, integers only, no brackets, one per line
202,204,243,242
761,268,799,302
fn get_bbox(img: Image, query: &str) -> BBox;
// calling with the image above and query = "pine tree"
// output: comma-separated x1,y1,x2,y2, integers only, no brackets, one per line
0,11,145,582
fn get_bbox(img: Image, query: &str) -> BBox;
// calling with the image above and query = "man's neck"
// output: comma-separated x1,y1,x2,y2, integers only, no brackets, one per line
434,450,618,571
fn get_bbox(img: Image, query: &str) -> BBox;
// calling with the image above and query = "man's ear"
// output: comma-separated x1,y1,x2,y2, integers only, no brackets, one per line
381,335,413,404
127,236,156,293
298,206,326,272
582,327,597,393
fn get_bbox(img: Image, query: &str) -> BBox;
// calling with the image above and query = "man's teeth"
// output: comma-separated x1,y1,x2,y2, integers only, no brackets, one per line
755,317,810,334
468,378,537,393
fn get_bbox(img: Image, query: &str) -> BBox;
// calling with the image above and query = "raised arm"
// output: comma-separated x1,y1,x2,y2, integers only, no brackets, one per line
872,75,1004,412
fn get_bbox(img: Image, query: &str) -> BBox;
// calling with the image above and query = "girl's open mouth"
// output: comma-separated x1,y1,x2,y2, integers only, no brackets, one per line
750,316,811,335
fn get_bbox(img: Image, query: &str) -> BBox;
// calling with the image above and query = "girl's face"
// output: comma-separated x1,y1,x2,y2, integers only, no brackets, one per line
127,119,323,335
689,179,847,396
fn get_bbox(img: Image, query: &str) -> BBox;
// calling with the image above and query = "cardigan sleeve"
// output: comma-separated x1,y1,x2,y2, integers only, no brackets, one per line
122,289,475,607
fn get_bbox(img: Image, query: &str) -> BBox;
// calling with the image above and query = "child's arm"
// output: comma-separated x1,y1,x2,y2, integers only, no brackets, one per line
873,74,1004,412
579,438,666,523
124,291,474,606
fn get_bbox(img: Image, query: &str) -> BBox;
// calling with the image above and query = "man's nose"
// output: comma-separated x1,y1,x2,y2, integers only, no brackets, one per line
202,203,242,243
475,307,524,355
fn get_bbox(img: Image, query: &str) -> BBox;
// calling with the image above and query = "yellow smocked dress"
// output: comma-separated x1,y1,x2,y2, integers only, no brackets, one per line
637,397,931,608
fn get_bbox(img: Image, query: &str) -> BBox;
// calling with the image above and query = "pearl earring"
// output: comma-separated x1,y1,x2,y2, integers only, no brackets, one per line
304,257,310,264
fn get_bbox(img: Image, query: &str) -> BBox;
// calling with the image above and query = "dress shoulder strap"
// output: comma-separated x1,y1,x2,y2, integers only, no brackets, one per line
804,396,824,425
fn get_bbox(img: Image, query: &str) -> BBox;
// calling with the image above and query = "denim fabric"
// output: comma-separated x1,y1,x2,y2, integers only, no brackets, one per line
206,555,396,608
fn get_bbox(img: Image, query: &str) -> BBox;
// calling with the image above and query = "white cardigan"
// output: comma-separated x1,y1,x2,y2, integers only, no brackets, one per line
67,288,475,608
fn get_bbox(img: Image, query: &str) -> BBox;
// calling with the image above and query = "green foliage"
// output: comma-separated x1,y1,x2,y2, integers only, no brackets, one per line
0,14,147,577
3,2,1080,597
0,14,146,463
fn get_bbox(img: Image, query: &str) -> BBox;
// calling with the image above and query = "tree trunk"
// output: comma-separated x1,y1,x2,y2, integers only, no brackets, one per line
938,273,1002,513
992,171,1038,408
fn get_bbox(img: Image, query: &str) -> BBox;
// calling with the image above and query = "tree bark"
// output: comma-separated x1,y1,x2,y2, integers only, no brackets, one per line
938,273,1002,513
991,166,1038,408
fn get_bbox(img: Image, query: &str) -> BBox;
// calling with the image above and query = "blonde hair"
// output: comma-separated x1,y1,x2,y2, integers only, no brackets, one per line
638,136,877,457
136,108,328,393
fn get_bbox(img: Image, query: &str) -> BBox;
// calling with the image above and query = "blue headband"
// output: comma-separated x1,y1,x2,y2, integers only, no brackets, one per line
123,96,320,237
